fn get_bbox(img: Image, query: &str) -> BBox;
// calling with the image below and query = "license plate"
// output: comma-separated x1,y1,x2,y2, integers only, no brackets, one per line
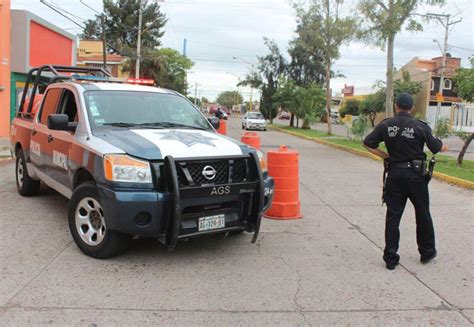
198,214,225,231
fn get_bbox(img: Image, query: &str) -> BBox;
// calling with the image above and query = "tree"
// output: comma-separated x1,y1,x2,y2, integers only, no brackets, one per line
82,0,167,74
452,58,474,165
452,58,474,103
294,84,326,129
360,91,385,126
294,0,357,135
358,0,445,118
239,38,287,123
340,98,361,118
359,70,422,125
216,91,244,109
137,48,193,94
274,80,325,129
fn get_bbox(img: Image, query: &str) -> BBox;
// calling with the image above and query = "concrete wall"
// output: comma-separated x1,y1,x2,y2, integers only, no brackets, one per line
0,0,11,137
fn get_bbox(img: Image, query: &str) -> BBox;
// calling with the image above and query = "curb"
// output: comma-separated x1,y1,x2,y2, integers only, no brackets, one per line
0,158,13,166
270,125,474,190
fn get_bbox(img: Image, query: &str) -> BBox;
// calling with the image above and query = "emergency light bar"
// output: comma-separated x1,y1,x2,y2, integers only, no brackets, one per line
127,78,155,85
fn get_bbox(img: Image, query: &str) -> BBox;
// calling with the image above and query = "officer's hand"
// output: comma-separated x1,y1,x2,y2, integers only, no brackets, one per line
441,144,449,152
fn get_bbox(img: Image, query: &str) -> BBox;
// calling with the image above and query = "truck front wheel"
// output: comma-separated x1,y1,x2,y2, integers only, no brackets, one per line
68,182,127,259
16,149,40,196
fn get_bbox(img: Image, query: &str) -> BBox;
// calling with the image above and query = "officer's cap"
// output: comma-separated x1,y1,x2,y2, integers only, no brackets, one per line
395,93,414,110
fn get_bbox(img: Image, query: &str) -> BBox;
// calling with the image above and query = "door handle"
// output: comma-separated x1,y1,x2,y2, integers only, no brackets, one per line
32,129,37,136
47,135,54,143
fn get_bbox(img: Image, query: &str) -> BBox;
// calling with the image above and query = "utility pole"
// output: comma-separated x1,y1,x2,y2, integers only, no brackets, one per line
135,0,143,78
194,82,198,105
100,14,107,71
249,64,254,112
424,13,462,127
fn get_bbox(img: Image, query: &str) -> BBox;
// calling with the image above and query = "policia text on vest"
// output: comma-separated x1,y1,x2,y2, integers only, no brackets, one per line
363,93,448,271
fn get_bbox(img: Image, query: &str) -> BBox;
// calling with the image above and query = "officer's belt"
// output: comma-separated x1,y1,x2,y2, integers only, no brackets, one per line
389,161,417,169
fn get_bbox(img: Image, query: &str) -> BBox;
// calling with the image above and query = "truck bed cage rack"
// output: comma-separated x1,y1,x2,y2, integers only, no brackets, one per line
18,65,113,117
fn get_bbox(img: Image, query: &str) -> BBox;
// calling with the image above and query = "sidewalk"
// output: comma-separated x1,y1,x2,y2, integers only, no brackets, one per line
274,119,474,161
0,137,11,159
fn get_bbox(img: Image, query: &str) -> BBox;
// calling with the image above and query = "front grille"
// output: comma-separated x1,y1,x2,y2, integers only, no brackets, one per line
175,158,248,187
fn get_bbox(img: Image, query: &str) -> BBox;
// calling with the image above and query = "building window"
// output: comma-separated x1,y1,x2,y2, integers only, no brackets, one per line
444,79,452,90
430,79,434,91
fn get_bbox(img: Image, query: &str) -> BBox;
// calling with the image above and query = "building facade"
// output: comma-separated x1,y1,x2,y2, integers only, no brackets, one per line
8,10,76,132
395,55,462,117
0,0,11,137
77,40,128,78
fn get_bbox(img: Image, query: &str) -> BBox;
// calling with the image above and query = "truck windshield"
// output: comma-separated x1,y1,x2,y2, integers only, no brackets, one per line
84,91,211,131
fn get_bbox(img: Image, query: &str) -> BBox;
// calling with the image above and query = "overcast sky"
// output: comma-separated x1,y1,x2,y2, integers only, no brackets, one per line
11,0,474,102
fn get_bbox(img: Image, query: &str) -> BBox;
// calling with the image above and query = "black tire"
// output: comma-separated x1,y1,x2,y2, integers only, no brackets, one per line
242,124,245,130
68,181,127,259
15,149,40,196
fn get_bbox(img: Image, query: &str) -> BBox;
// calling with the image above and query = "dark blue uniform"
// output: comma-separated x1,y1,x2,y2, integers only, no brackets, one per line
363,111,443,267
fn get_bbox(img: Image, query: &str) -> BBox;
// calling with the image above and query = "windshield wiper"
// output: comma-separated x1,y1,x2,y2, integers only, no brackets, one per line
102,122,138,127
137,122,208,130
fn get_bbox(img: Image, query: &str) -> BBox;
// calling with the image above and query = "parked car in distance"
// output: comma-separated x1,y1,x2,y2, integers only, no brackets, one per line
278,111,290,120
242,112,266,131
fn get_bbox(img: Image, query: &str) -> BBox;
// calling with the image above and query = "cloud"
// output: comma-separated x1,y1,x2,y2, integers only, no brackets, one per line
11,0,473,101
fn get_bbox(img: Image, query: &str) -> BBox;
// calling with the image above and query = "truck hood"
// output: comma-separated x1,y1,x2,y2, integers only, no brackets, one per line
97,128,247,160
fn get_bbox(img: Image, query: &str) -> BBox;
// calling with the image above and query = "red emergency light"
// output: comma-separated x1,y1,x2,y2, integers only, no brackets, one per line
127,78,155,85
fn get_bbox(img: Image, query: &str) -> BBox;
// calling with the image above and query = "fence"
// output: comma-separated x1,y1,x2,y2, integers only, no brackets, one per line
426,104,474,133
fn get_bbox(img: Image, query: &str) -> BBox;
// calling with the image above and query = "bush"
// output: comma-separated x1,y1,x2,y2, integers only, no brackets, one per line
434,118,451,139
350,116,370,141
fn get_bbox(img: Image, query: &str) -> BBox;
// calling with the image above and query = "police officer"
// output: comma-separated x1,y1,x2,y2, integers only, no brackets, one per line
363,93,448,270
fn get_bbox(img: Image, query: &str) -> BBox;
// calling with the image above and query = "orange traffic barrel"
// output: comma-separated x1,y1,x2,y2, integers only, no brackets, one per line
217,119,227,135
241,132,261,150
264,145,302,220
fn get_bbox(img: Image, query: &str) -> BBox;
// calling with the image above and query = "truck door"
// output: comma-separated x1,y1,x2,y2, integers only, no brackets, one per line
30,87,62,177
47,88,79,190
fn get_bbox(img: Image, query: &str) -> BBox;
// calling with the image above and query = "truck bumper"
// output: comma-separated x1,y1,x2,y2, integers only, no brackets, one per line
97,174,274,239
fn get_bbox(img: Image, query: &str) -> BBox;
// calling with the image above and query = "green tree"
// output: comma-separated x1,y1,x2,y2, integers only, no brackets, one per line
82,0,167,75
360,91,385,126
137,48,193,94
216,91,244,109
294,0,357,135
294,84,326,129
455,132,474,166
239,38,287,123
358,0,445,118
340,98,361,118
452,58,474,102
362,70,422,123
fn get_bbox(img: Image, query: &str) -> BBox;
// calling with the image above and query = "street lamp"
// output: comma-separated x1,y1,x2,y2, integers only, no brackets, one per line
233,56,255,112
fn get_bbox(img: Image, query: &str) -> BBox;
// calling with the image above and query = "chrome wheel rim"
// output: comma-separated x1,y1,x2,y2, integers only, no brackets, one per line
75,197,106,246
17,158,24,188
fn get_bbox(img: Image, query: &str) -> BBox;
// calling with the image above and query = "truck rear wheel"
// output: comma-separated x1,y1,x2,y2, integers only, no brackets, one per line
68,182,127,259
16,149,40,196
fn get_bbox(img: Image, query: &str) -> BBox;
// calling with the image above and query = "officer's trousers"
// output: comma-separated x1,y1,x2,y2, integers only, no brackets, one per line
383,168,436,265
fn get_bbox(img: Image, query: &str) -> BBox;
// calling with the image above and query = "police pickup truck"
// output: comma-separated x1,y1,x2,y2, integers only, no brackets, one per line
10,65,274,258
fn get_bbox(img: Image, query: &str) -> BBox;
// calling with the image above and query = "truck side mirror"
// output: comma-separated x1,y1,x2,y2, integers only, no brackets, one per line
208,117,220,130
47,114,77,132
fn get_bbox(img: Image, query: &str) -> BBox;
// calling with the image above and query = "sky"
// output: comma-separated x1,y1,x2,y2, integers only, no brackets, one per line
11,0,474,102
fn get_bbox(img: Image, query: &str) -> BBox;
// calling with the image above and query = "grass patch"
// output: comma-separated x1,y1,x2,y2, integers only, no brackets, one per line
270,123,474,183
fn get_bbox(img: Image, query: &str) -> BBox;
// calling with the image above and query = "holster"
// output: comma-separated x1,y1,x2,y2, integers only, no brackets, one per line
382,159,389,205
411,160,427,177
426,157,436,183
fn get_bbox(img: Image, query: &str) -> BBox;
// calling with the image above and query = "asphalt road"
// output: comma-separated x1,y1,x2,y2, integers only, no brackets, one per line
1,117,473,326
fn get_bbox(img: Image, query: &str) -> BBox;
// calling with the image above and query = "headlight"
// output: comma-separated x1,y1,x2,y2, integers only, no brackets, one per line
104,154,152,183
256,150,267,172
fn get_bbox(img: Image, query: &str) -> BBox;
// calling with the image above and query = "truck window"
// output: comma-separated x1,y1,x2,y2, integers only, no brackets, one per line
58,89,78,122
38,88,62,125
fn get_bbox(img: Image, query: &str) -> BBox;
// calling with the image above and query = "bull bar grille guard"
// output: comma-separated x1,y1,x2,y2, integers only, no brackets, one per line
162,152,265,250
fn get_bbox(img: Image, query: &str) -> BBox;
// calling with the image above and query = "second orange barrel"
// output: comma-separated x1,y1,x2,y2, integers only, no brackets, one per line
241,132,261,150
217,119,227,135
264,145,302,220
